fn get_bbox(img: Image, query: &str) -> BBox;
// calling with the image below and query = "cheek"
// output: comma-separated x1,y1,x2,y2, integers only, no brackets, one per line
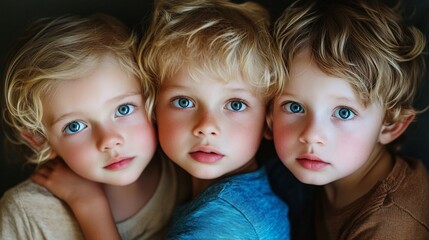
331,130,378,167
229,115,265,160
156,107,177,139
130,121,156,151
233,124,262,153
272,119,296,159
58,142,97,176
156,115,186,158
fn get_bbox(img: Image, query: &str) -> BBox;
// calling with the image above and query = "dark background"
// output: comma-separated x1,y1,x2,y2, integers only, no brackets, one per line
1,0,428,199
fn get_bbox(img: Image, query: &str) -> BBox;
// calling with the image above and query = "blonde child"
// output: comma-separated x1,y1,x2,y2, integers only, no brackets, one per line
270,0,429,239
0,14,189,240
142,0,290,238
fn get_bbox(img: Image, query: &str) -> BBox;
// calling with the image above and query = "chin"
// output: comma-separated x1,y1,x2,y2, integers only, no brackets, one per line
293,172,328,186
189,169,223,180
111,174,141,186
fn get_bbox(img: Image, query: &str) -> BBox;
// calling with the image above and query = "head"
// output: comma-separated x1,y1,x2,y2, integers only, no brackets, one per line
140,0,285,179
271,0,426,185
3,14,157,185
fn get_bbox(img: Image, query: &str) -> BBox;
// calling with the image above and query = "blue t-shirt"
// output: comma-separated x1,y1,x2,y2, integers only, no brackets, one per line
167,167,291,239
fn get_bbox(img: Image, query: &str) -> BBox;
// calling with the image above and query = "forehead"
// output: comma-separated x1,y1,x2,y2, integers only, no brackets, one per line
287,50,360,102
166,61,247,84
42,56,140,122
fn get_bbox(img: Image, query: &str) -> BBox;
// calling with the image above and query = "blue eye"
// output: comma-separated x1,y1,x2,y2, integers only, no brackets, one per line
64,121,87,135
226,100,247,112
284,102,304,113
334,107,355,120
116,104,135,117
172,97,194,109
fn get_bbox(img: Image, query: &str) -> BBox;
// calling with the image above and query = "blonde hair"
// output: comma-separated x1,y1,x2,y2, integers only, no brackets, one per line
274,0,426,125
139,0,285,106
3,14,147,165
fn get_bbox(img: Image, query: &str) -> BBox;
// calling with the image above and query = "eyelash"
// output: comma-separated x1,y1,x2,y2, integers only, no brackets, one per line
115,103,137,117
225,98,248,112
333,106,357,120
62,102,138,135
171,96,195,109
281,101,358,120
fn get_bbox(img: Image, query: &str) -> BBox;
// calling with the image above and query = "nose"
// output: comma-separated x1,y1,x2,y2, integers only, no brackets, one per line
192,112,219,137
96,126,124,151
298,117,325,145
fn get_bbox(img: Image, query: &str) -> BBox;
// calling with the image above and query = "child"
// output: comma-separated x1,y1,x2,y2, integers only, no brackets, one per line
270,0,429,239
141,0,290,238
0,14,189,239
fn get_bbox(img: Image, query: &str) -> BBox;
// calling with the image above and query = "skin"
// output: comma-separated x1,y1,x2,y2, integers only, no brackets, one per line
31,54,160,239
271,50,411,208
43,55,156,188
155,65,265,196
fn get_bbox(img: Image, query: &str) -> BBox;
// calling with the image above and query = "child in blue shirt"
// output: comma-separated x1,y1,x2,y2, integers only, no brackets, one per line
143,0,291,238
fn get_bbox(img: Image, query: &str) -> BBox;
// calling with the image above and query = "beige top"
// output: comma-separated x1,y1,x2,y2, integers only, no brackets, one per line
0,156,190,240
315,157,429,240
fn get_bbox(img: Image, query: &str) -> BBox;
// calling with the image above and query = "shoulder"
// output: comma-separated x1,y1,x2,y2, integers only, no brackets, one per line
217,168,289,212
1,179,59,209
0,179,83,239
170,168,291,239
345,157,429,239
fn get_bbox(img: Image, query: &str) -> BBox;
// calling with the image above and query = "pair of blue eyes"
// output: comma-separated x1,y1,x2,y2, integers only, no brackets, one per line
285,102,355,120
63,104,135,135
172,97,247,111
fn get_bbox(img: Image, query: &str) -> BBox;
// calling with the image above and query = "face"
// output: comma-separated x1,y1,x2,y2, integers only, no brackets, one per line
156,66,266,179
272,50,386,186
43,55,156,186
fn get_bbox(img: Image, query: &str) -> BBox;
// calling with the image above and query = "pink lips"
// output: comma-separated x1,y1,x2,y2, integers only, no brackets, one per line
103,157,134,170
189,147,224,163
296,153,329,170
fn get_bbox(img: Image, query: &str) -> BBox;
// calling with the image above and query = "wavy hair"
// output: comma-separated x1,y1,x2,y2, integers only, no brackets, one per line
139,0,285,107
274,0,426,125
3,14,145,164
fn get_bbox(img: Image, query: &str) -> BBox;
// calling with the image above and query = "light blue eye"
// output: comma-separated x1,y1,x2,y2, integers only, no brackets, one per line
284,102,304,113
116,104,135,117
172,97,194,109
334,107,355,120
226,100,247,112
64,121,87,135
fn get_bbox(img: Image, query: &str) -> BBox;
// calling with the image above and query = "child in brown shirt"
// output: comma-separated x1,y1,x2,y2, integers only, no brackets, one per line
269,0,429,239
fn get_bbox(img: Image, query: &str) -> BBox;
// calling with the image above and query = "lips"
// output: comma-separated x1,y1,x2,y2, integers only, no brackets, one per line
189,146,224,163
296,153,329,170
103,157,134,170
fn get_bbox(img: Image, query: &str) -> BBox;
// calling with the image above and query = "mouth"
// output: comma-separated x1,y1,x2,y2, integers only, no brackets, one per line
296,153,329,170
189,146,224,163
104,157,134,170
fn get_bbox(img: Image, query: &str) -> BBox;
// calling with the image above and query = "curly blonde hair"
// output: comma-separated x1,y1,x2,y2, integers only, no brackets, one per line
138,0,285,107
3,14,149,165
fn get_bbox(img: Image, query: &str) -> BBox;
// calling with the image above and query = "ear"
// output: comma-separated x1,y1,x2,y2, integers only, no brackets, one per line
264,126,273,140
20,131,58,159
21,131,46,151
378,115,414,145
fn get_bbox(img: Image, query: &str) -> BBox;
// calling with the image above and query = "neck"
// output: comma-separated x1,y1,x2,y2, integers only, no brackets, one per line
324,145,393,209
191,178,215,199
103,158,161,222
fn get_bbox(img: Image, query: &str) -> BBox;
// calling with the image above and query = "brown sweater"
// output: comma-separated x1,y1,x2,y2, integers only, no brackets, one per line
315,157,429,240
